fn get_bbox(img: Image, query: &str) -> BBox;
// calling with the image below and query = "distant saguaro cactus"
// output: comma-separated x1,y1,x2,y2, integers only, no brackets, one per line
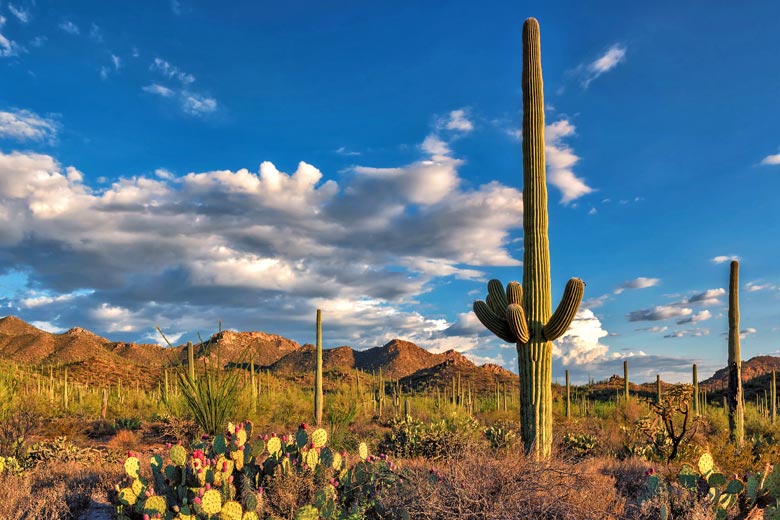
314,309,323,426
727,261,744,445
472,18,585,460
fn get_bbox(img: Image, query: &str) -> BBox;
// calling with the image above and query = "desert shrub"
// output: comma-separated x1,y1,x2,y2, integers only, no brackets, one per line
561,432,599,459
484,420,518,451
0,460,122,519
382,449,625,519
0,406,39,459
114,416,142,431
326,388,359,448
147,413,200,444
380,413,482,459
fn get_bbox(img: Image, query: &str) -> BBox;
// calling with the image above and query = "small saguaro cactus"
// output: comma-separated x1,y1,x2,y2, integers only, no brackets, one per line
315,309,323,426
473,18,585,460
727,260,744,445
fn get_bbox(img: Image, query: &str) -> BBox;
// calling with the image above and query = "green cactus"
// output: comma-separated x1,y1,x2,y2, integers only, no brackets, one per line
220,500,243,520
472,18,585,460
170,444,187,466
142,495,167,516
358,441,368,461
311,428,328,449
201,489,223,515
727,260,744,445
295,505,320,520
124,456,141,479
679,453,742,518
315,309,323,426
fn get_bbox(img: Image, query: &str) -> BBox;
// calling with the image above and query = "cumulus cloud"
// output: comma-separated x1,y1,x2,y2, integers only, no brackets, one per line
581,44,627,88
712,255,739,264
552,309,609,365
760,150,780,166
676,309,711,325
544,119,593,204
0,109,57,142
687,288,725,306
614,277,659,294
628,305,692,322
0,131,523,346
442,109,473,133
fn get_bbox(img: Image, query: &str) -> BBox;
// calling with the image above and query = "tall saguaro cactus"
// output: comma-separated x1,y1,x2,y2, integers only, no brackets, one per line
473,18,585,460
314,309,323,426
727,260,744,445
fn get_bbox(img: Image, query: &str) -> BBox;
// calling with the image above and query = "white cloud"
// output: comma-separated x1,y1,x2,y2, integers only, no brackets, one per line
687,288,725,306
0,109,57,142
634,325,668,333
545,119,593,204
335,146,361,156
664,328,709,339
582,44,626,87
8,4,30,24
628,305,692,322
745,281,777,292
112,54,121,70
0,31,23,57
0,130,523,345
712,255,739,264
151,57,195,84
181,92,217,116
420,134,451,160
676,309,711,325
59,20,80,35
760,150,780,166
740,327,757,339
553,309,609,365
30,321,65,333
443,109,473,133
142,84,175,97
614,276,659,294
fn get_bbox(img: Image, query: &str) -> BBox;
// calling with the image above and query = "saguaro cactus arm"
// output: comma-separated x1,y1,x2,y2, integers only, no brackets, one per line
543,278,585,341
473,298,517,343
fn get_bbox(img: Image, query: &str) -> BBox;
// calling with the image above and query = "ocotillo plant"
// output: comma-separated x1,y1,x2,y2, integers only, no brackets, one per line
473,18,584,459
727,260,744,445
315,309,323,426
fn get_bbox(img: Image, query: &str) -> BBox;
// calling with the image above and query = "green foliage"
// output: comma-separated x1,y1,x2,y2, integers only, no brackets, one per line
381,414,481,459
561,432,599,459
159,326,246,436
484,421,517,451
114,417,142,431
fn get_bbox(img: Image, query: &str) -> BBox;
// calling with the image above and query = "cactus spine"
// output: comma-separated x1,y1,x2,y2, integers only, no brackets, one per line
472,18,584,459
315,309,323,426
727,260,744,445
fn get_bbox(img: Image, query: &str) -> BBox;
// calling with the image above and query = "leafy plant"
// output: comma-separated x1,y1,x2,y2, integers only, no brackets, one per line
158,326,246,436
114,417,142,431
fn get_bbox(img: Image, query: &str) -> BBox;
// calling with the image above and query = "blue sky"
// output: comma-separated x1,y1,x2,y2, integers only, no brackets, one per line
1,0,779,383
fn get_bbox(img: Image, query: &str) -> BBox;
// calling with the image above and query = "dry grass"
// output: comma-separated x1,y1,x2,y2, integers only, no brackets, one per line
0,460,122,520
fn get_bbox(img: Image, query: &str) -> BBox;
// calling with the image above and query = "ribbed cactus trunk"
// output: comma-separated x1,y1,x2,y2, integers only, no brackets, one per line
187,341,195,382
315,309,323,426
692,364,699,416
727,261,744,445
473,18,584,460
656,374,661,404
772,370,777,424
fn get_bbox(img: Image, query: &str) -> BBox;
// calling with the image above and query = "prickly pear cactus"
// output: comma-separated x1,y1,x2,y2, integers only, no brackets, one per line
295,505,320,520
220,500,243,520
311,428,328,449
358,442,368,461
142,495,167,516
170,444,187,466
117,487,138,506
201,489,223,515
267,437,282,457
124,456,140,479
